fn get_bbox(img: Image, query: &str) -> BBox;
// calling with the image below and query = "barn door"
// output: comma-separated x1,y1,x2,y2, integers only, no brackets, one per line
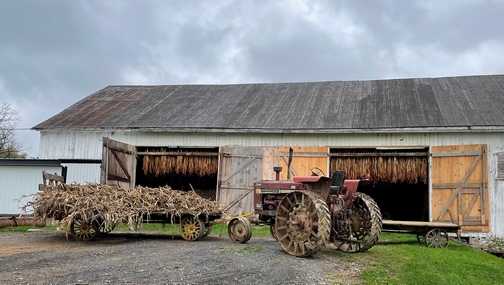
431,144,489,232
279,146,329,180
101,137,137,189
218,147,263,216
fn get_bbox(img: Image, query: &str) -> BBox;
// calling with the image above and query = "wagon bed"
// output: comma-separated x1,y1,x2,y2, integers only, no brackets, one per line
382,220,460,248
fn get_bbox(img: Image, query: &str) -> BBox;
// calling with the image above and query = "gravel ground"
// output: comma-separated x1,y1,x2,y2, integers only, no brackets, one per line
0,230,363,285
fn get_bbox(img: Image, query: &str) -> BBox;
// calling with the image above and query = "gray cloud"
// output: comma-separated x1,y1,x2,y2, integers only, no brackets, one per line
1,0,504,157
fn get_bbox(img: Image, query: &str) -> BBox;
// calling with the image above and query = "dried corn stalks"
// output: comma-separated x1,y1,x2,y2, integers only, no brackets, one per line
24,183,224,231
142,149,218,177
330,156,427,183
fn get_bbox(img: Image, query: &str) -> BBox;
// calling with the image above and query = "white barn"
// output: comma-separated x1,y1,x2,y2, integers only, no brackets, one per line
33,75,504,238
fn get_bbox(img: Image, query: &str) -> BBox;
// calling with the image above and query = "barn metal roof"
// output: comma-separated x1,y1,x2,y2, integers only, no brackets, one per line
32,74,504,132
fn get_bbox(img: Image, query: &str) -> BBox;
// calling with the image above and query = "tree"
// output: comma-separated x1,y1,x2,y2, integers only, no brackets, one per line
0,102,27,158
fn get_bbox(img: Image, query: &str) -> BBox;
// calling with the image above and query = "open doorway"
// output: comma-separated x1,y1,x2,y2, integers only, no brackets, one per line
330,147,429,221
135,147,219,200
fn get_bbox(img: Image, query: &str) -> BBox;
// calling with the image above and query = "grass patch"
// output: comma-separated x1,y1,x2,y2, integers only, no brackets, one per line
349,233,504,285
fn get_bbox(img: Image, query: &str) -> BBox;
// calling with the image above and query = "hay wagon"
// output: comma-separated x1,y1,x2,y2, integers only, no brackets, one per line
37,171,253,244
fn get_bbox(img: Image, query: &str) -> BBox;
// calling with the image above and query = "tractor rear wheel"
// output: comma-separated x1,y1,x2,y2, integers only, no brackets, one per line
275,191,331,257
334,192,382,253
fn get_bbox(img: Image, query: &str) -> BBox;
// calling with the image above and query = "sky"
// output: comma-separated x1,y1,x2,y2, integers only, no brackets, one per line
1,0,504,158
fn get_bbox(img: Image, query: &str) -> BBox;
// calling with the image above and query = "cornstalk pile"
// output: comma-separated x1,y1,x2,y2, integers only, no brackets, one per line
25,183,224,230
142,149,218,177
331,156,427,183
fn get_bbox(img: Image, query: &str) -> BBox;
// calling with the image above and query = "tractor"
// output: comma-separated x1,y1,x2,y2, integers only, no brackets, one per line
254,165,382,257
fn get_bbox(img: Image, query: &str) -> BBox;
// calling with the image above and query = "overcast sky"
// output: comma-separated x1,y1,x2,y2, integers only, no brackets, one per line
2,0,504,157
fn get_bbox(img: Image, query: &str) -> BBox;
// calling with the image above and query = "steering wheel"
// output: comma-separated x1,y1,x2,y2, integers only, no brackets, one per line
310,167,325,177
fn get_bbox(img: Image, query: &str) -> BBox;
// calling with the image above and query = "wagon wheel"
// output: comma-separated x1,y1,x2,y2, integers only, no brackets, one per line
270,224,278,241
417,234,425,243
180,215,205,241
425,228,449,248
275,191,331,257
203,225,212,237
70,217,98,241
334,192,382,253
96,218,115,234
228,217,252,243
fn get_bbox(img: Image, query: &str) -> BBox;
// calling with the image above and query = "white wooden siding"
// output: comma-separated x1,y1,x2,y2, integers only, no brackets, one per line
37,130,504,237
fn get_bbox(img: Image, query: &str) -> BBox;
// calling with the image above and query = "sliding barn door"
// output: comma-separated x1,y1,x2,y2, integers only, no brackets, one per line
218,147,263,216
279,146,329,179
431,144,489,232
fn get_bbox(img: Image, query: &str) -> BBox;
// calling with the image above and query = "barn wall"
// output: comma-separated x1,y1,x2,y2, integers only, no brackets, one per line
0,164,62,215
38,130,504,159
62,163,101,184
38,130,504,237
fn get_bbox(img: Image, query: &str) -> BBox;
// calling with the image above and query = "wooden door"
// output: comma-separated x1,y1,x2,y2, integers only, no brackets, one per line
279,146,329,180
431,144,489,232
218,147,264,216
101,137,137,189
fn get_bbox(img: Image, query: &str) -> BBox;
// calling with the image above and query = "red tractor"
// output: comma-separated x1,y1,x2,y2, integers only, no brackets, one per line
254,165,382,257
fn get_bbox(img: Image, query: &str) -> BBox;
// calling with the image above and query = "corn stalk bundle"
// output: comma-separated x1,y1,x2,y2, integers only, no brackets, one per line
24,183,224,231
142,149,218,177
330,156,427,183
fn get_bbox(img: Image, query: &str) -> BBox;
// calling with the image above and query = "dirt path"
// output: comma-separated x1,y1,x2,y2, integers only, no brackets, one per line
0,230,363,285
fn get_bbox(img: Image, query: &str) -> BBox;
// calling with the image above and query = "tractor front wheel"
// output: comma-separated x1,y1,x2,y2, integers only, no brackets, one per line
228,217,252,243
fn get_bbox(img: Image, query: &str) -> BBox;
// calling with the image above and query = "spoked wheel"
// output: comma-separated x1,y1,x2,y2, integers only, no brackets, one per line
425,228,449,248
96,218,115,234
275,191,331,257
334,192,382,253
417,234,425,243
203,225,212,237
180,215,205,241
228,217,252,243
70,217,98,241
270,224,278,241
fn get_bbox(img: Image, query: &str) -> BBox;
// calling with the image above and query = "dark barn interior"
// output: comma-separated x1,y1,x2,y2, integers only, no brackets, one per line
330,148,429,222
135,147,219,200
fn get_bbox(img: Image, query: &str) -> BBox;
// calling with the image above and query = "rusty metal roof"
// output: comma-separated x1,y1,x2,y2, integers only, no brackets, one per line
32,74,504,131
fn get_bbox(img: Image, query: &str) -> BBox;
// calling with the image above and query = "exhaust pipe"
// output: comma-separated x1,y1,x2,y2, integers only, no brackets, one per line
273,166,283,181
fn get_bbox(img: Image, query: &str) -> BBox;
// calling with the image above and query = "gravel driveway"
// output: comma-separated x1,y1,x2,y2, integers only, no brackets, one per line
0,230,363,285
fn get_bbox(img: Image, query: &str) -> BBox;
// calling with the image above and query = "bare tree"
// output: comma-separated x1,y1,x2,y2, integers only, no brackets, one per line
0,102,26,158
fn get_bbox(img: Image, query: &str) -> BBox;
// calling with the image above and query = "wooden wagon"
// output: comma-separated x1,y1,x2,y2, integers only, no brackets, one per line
38,171,253,243
382,220,460,248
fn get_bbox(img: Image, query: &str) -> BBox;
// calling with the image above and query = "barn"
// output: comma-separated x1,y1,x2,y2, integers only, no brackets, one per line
32,74,504,238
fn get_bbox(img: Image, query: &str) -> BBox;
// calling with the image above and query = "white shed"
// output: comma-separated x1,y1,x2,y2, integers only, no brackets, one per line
0,159,62,215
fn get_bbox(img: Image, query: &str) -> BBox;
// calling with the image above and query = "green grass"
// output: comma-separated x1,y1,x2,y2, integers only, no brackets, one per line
351,233,504,285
